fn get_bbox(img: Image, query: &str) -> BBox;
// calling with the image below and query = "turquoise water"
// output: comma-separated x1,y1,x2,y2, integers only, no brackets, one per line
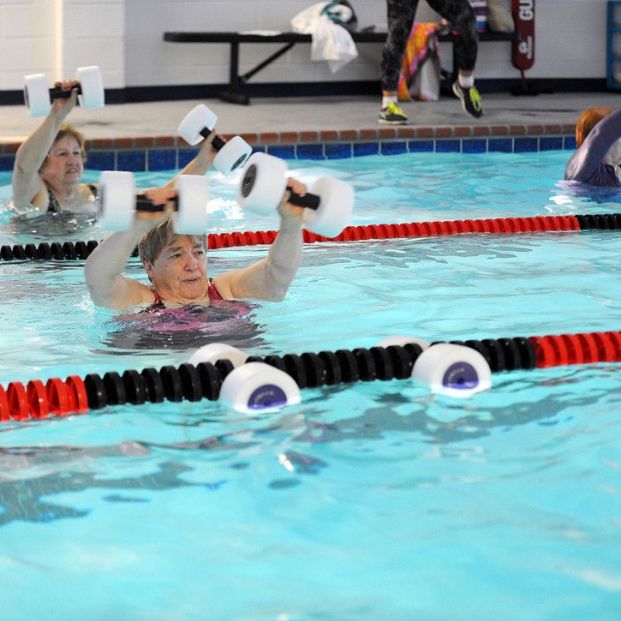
0,151,620,620
2,150,619,243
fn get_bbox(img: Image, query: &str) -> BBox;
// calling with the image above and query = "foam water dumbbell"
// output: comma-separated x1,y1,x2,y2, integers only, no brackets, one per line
97,171,209,234
23,66,105,118
177,104,252,176
238,152,354,238
411,343,492,398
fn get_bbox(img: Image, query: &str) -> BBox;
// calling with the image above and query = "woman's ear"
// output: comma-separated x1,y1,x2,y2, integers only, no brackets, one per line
143,259,154,283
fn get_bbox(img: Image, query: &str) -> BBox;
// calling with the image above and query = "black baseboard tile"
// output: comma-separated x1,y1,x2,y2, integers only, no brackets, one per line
0,78,609,106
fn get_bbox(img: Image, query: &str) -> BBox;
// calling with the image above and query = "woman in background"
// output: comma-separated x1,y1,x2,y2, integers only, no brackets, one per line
565,106,621,186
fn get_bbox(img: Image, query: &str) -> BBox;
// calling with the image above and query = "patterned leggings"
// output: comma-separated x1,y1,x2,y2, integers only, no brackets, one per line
381,0,478,91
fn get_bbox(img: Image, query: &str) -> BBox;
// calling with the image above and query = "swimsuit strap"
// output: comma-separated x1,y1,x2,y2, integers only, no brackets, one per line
207,279,223,301
46,184,62,213
45,183,98,213
150,287,165,307
149,279,223,309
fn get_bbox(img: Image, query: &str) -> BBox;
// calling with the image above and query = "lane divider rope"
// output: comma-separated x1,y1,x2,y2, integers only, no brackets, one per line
1,213,620,262
1,330,620,423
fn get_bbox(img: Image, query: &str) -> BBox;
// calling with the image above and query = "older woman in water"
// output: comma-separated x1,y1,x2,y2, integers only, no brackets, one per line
564,106,621,186
85,182,307,310
10,80,214,214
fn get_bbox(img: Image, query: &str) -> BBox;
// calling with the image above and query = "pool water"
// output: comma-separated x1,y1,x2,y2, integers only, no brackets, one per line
0,150,620,620
2,150,620,242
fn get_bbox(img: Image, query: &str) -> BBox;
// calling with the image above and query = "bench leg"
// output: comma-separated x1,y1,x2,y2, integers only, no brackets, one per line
218,41,297,105
219,42,251,105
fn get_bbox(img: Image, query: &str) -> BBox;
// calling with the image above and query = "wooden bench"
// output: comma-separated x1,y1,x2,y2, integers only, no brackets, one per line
163,30,517,105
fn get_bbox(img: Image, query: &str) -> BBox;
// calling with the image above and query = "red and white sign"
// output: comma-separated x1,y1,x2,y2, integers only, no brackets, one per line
512,0,535,71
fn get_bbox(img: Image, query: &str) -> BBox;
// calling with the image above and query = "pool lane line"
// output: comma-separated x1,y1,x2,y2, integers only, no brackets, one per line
1,213,621,263
1,329,621,423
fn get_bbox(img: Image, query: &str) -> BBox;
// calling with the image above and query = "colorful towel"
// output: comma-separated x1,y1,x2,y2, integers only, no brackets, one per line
398,22,441,102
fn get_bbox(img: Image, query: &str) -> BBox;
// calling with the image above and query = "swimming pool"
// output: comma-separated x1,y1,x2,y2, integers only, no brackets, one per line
1,150,620,620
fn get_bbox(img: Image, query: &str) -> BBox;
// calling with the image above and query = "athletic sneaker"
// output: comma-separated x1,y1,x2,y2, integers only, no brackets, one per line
452,81,483,118
379,101,408,125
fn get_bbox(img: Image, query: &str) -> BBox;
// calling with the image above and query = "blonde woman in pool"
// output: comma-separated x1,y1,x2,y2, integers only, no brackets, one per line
10,80,215,215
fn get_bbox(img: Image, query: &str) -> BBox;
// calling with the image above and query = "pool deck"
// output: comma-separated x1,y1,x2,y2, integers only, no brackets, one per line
0,91,619,147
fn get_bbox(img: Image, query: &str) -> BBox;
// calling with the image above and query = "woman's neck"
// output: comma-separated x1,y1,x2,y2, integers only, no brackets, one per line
152,286,211,309
46,179,83,204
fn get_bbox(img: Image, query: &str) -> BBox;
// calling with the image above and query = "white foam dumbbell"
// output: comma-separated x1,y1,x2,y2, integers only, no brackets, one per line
177,104,252,176
97,171,209,234
411,343,492,398
23,66,105,118
218,362,301,414
238,152,354,238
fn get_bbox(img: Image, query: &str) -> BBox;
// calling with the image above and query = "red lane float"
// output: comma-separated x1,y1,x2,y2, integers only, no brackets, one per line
1,213,620,261
206,214,585,249
531,331,621,368
0,376,89,423
26,380,49,419
7,382,29,420
0,385,9,422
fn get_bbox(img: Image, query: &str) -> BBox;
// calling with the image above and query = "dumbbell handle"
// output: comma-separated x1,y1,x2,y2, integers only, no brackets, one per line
48,85,84,100
135,194,179,213
286,187,320,211
199,128,226,152
99,185,178,214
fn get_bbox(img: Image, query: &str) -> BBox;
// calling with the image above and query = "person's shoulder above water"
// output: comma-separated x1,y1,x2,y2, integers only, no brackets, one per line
564,106,621,187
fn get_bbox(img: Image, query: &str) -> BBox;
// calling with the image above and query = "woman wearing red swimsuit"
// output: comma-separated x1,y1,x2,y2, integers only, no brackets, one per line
84,183,306,310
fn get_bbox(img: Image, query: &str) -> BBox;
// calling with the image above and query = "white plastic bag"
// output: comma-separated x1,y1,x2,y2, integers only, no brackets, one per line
291,2,358,72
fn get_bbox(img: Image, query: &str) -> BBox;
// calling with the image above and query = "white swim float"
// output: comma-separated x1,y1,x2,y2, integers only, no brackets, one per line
188,343,248,368
218,362,301,414
376,335,431,350
411,343,492,398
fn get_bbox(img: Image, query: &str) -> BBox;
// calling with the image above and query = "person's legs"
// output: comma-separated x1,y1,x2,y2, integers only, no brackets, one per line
379,0,418,124
427,0,483,117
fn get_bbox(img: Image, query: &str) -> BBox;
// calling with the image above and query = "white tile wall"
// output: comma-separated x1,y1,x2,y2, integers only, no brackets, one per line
0,0,612,91
0,0,124,89
0,1,55,78
59,0,125,87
